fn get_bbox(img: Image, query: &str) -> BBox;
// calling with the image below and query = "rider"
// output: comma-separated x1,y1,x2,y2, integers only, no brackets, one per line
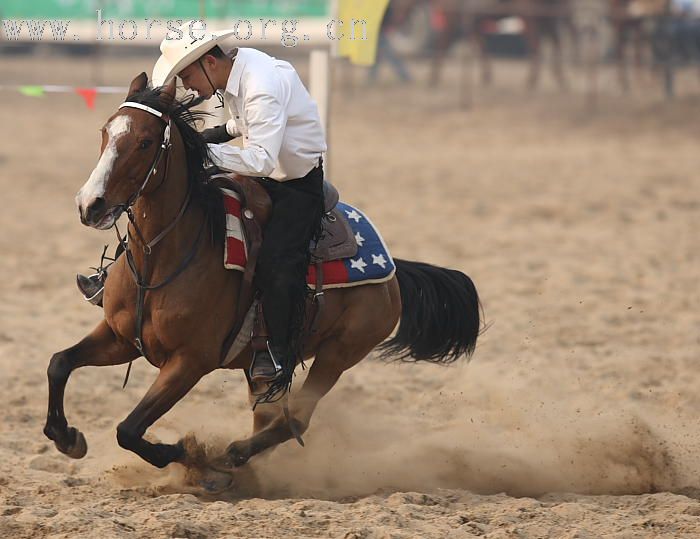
77,22,327,391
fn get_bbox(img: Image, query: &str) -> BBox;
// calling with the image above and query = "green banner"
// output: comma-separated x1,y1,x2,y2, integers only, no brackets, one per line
0,0,329,20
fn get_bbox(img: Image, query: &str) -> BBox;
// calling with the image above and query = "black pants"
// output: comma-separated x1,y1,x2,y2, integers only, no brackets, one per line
255,162,324,356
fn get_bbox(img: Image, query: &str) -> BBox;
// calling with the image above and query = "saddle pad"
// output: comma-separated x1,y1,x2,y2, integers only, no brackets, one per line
222,189,395,290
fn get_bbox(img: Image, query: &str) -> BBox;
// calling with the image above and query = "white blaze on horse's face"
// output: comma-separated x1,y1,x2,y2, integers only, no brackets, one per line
76,114,131,229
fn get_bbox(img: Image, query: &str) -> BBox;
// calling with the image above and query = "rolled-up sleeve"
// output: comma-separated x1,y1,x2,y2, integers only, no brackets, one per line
208,91,288,177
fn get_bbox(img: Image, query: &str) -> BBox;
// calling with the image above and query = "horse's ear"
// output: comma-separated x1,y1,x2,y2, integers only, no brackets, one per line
159,78,176,105
127,72,148,99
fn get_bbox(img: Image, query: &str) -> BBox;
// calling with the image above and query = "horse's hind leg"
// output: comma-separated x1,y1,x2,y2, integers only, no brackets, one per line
215,334,384,470
212,281,401,470
44,320,139,458
115,353,207,468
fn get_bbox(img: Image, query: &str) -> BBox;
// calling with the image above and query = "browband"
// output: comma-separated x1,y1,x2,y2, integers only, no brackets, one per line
119,102,164,118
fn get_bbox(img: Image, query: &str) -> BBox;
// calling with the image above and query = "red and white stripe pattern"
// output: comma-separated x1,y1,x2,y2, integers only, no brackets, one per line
222,189,247,272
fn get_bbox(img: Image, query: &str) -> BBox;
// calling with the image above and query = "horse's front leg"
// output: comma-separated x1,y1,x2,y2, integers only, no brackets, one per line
44,320,139,458
116,353,206,468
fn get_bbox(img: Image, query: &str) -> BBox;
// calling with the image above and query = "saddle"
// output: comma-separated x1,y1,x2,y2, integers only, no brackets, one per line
314,182,358,261
208,173,357,366
212,173,357,260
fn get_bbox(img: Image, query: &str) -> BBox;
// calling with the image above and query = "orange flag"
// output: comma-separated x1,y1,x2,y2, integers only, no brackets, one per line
75,87,97,109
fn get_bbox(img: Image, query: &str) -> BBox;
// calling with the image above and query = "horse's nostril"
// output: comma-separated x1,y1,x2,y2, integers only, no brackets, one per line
85,197,106,222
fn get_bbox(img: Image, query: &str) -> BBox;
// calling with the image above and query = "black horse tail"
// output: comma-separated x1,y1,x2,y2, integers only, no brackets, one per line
379,259,481,363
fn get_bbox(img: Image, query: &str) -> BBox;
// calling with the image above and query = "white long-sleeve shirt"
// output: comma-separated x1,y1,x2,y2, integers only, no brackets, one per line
207,48,327,181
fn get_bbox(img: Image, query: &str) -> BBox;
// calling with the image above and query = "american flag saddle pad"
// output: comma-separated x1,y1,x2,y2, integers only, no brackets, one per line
222,189,396,289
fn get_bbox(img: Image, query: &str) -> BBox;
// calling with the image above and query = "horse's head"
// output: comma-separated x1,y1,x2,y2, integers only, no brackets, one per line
76,73,176,229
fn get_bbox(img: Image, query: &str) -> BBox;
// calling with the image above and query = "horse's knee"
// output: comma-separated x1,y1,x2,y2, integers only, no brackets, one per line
290,417,308,436
271,414,308,437
116,421,139,450
47,351,73,385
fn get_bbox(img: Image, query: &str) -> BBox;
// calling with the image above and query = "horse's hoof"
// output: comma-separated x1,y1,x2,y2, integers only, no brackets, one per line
200,469,234,494
61,428,88,459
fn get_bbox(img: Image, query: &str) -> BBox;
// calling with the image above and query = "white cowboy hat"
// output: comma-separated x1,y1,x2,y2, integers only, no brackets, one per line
152,20,236,87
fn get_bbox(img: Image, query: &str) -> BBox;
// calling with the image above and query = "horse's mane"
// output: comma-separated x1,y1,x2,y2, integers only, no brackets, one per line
126,87,224,242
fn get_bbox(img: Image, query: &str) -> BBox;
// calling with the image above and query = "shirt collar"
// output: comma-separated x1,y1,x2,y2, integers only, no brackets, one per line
225,48,245,97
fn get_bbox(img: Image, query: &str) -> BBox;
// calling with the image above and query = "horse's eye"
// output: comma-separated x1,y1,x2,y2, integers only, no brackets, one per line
139,140,153,150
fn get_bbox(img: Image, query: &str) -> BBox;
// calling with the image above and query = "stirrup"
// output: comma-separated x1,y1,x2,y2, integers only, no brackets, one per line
249,341,284,384
77,244,117,307
76,272,105,306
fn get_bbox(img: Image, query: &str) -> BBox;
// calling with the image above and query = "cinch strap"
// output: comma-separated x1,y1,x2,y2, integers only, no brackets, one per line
119,102,164,118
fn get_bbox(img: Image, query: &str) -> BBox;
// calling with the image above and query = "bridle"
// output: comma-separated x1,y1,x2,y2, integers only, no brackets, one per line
113,101,207,382
117,101,172,211
114,102,192,256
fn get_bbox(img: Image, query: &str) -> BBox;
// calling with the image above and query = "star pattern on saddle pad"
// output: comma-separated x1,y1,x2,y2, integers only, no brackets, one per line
346,209,362,223
372,254,388,269
350,257,368,274
224,195,395,289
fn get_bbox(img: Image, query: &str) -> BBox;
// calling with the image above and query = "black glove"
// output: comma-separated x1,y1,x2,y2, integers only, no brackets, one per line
201,124,234,144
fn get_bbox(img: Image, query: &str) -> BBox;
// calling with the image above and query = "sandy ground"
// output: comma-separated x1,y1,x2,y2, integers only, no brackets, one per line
1,52,700,538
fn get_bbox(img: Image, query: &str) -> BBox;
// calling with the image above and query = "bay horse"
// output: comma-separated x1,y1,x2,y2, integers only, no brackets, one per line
610,0,671,91
43,73,481,478
427,0,574,89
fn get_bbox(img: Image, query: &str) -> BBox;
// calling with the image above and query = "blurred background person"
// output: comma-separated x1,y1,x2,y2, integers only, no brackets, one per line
368,0,413,84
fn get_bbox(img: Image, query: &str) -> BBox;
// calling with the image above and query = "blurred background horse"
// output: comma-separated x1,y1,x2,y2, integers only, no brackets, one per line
392,0,576,88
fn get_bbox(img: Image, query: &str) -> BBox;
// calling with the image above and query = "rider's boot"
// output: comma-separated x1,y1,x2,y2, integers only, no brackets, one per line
249,302,285,384
77,244,123,307
76,271,107,307
250,341,285,384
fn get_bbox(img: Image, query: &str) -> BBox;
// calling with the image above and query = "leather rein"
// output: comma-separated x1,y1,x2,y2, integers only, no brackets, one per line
113,102,206,384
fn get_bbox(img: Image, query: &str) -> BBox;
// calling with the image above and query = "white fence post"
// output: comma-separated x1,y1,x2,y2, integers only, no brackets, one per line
309,48,331,177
